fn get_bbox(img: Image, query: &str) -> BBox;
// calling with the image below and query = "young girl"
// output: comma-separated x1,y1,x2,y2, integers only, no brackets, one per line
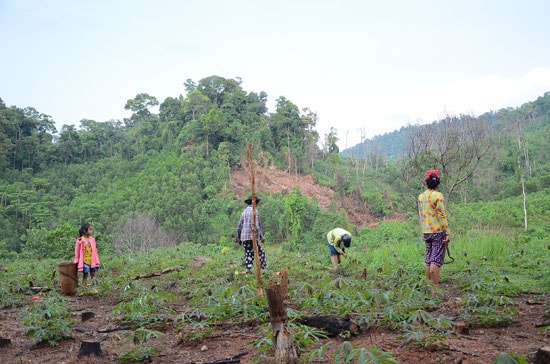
73,222,100,295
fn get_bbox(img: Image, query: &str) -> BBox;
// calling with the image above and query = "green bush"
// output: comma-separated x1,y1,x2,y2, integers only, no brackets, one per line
20,223,76,260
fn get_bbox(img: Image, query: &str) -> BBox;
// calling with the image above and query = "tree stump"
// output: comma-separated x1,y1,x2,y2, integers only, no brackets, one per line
78,341,102,357
81,311,95,322
361,268,367,280
265,282,299,364
453,321,469,335
0,337,11,347
535,346,550,364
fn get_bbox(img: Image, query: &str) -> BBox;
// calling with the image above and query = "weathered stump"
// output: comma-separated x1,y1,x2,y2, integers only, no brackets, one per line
81,311,95,322
535,346,550,364
78,341,102,357
453,321,469,335
265,281,299,364
0,337,11,347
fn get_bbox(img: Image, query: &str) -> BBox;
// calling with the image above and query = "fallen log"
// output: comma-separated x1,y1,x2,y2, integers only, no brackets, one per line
191,351,248,364
28,286,52,293
445,347,479,356
295,314,360,337
133,266,184,280
75,325,132,333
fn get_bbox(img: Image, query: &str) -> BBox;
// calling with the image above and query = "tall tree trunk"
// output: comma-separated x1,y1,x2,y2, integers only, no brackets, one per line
521,174,528,231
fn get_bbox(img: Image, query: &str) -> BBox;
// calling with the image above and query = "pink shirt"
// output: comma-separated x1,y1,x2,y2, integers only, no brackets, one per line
73,237,100,272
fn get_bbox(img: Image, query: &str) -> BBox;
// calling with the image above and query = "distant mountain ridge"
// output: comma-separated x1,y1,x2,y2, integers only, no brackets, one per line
340,126,411,159
340,91,550,159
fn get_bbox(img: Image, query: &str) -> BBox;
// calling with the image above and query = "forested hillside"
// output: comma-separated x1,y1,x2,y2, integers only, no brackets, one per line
0,77,548,258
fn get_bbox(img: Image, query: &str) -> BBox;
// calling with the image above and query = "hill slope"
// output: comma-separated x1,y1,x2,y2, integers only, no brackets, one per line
230,166,399,228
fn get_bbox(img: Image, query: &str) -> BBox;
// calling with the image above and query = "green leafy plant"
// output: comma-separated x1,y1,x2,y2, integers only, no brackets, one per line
397,309,453,348
461,305,514,328
493,352,528,364
118,346,160,362
458,292,515,328
400,326,449,349
118,327,165,361
333,341,397,363
251,323,328,358
289,323,328,351
114,288,170,325
306,343,330,363
19,294,74,346
251,325,276,362
0,282,24,308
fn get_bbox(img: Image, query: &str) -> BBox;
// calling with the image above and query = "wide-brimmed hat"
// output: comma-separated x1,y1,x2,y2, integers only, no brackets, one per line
244,196,261,205
425,169,440,179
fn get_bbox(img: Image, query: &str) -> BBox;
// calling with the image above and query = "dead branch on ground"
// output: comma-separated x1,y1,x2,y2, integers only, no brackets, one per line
133,266,184,280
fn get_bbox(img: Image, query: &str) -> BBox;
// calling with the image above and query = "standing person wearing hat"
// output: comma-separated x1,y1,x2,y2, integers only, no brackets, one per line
236,196,267,273
326,228,352,270
418,169,450,285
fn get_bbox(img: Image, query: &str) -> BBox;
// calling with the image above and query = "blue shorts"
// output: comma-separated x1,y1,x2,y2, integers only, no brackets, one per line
326,240,344,256
83,264,99,274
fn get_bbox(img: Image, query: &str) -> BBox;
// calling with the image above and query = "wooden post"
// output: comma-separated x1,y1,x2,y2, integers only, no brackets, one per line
265,282,298,363
246,144,263,296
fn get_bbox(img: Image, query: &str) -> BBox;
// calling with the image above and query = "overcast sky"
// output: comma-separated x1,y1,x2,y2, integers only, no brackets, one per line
1,0,549,149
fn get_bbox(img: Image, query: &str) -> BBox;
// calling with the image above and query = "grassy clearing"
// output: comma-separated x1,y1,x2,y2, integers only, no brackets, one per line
1,230,548,362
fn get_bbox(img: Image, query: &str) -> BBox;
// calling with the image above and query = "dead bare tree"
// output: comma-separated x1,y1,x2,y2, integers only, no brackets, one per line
517,133,530,231
404,113,493,205
112,213,176,254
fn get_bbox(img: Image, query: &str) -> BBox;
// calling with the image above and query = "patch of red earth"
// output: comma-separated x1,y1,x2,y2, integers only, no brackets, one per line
230,166,400,229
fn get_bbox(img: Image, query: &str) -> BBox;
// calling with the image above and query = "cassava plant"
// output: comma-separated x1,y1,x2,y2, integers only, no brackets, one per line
19,294,74,346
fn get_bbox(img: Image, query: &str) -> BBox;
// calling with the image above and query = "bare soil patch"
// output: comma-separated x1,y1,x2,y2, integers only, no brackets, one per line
230,166,400,228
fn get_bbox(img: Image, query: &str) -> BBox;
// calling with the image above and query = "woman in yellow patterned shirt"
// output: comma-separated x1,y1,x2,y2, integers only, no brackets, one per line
418,169,450,285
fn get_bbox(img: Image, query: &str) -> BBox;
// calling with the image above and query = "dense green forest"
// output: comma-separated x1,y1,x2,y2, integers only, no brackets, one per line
1,76,549,259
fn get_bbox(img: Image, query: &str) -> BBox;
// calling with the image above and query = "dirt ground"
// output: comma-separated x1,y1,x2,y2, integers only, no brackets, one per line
0,283,548,363
1,167,548,363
